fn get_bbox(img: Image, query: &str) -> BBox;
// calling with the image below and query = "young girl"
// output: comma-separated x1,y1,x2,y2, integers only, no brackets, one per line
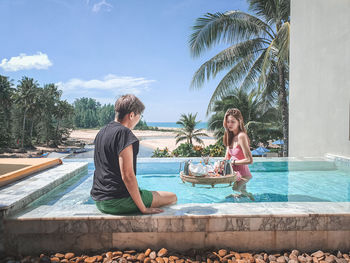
223,108,254,201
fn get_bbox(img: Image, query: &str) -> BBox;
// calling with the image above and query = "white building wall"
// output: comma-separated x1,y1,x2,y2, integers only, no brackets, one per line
290,0,350,157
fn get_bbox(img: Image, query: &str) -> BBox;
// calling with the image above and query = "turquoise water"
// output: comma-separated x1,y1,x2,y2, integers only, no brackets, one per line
29,159,350,208
147,122,208,129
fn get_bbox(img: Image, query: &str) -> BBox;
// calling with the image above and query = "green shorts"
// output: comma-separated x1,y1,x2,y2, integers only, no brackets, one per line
95,189,153,215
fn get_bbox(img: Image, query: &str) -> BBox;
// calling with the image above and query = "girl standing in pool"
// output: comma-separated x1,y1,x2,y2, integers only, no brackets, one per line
223,108,254,201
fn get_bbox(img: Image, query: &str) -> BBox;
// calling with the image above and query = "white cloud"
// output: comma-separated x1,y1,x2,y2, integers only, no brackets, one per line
0,52,53,72
57,74,155,104
92,0,113,12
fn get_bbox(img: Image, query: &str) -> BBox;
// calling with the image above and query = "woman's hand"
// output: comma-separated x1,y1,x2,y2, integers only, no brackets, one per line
141,207,164,214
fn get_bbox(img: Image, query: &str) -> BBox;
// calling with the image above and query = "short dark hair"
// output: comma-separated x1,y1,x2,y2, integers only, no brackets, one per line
114,94,145,121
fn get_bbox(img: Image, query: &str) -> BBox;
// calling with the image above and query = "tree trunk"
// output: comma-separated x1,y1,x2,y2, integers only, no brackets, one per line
55,120,60,145
278,63,288,157
30,120,34,147
21,109,27,149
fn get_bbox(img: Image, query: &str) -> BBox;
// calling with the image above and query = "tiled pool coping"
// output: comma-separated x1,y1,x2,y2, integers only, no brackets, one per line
2,154,350,254
0,161,88,255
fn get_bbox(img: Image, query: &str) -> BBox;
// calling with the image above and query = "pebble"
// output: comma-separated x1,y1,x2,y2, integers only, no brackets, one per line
124,251,136,255
145,249,152,257
158,249,168,257
150,252,157,260
218,250,227,257
269,256,277,262
292,251,300,257
312,252,325,259
298,256,307,263
64,253,75,260
6,249,350,263
84,257,96,263
289,254,298,261
53,254,64,260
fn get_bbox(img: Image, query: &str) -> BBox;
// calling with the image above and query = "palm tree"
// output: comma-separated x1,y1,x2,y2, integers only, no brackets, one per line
39,84,62,146
13,77,39,148
208,88,282,147
0,75,14,147
54,100,74,145
189,0,290,156
175,113,209,145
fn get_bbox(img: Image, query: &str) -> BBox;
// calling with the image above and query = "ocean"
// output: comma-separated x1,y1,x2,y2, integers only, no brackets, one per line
147,122,208,129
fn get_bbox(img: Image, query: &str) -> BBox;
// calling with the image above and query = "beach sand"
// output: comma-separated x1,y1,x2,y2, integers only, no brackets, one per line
69,128,217,152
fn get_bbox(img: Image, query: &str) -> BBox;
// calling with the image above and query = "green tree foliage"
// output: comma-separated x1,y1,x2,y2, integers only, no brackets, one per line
151,147,171,157
0,76,14,148
135,118,149,130
98,104,115,127
152,142,226,158
13,77,40,148
175,113,209,145
0,75,74,149
73,99,116,128
73,98,101,128
190,0,290,155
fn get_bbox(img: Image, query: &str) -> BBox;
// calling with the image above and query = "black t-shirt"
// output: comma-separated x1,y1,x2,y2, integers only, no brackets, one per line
90,121,139,201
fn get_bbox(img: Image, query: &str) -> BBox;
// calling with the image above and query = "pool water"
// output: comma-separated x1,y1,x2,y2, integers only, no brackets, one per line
27,159,350,209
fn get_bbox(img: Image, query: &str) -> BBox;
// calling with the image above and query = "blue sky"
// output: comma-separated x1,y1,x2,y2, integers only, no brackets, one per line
0,0,249,122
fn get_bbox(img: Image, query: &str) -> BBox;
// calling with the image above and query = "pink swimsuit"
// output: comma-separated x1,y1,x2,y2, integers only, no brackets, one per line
228,145,252,181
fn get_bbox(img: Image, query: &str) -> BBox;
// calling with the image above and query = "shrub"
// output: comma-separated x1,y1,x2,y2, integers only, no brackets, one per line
151,147,171,157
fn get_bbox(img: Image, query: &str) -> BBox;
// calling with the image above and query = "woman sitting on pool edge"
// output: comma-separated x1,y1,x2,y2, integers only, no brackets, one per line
223,108,255,201
90,94,177,214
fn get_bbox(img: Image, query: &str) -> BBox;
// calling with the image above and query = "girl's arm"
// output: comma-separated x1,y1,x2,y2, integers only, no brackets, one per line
224,146,231,160
234,133,253,165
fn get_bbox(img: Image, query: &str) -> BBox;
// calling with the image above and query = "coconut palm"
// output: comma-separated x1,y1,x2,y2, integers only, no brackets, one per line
13,77,39,148
175,113,209,145
189,0,290,156
208,88,282,148
0,75,14,147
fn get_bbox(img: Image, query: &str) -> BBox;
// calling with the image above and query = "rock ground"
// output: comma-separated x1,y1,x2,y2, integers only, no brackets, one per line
1,249,349,263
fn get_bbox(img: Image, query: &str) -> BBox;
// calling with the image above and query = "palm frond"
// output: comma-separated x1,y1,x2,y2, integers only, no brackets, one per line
189,11,274,57
193,136,204,145
206,53,258,114
274,22,290,63
190,38,267,89
239,49,267,92
176,136,188,145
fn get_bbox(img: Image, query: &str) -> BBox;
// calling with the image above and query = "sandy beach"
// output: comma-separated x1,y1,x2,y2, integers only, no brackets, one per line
69,128,217,152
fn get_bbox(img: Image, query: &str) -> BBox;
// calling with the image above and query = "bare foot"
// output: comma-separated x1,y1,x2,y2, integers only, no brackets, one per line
246,192,255,201
241,192,255,201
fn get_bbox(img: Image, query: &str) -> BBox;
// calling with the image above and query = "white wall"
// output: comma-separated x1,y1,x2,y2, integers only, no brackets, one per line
290,0,350,157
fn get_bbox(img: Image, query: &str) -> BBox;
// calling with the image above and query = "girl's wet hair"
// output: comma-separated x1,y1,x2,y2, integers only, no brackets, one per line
223,108,248,147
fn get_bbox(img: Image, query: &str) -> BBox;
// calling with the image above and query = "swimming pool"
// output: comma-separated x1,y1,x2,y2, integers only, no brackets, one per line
27,158,350,209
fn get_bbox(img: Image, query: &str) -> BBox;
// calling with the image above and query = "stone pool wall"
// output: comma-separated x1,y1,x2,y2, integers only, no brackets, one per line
4,202,350,255
0,161,88,255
